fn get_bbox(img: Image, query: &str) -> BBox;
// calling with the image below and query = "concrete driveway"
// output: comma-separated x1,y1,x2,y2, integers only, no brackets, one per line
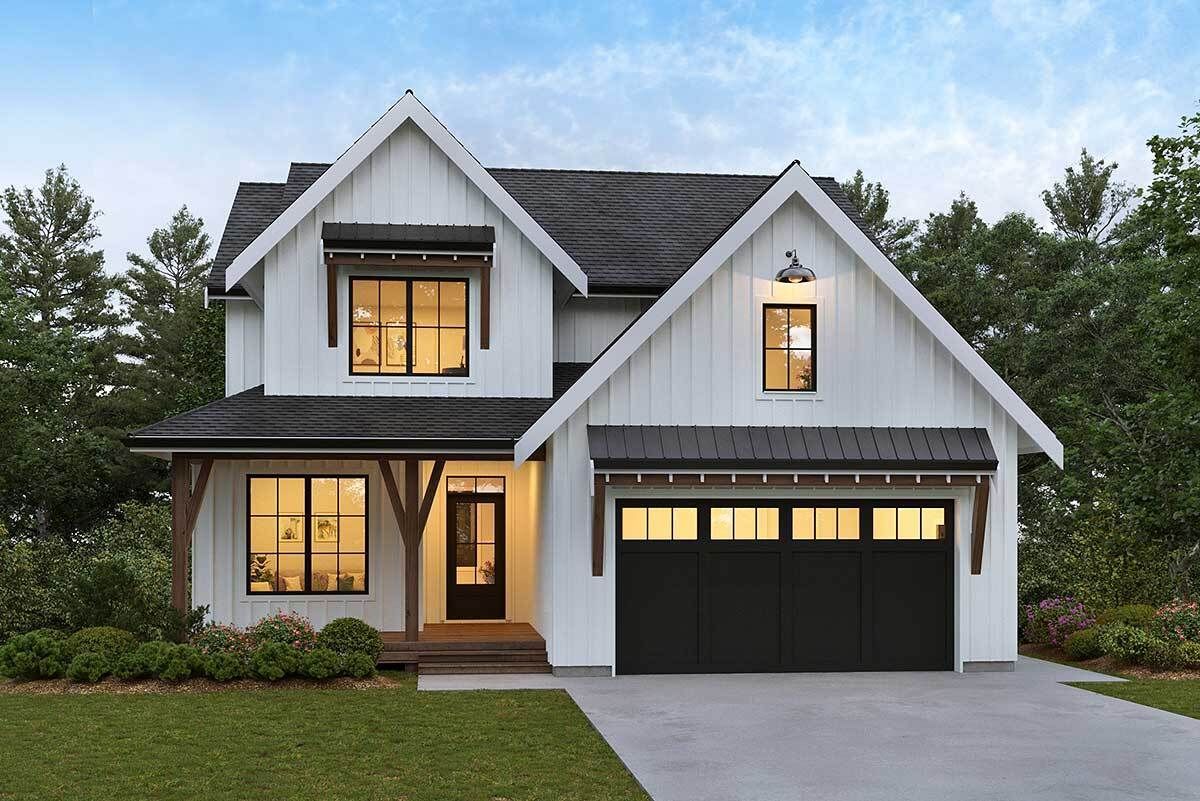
559,658,1200,801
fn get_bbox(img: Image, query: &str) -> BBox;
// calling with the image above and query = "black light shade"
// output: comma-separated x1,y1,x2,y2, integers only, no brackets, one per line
775,249,815,283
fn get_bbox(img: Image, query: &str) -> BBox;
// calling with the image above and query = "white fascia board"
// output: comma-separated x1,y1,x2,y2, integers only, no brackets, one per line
224,92,588,295
514,162,1063,468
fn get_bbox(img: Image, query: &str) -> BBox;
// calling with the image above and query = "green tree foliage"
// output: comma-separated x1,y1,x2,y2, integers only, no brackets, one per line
1041,149,1137,243
839,169,918,258
117,206,223,419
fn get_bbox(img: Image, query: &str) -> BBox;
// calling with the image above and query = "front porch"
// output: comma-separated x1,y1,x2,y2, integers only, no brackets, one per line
379,622,549,673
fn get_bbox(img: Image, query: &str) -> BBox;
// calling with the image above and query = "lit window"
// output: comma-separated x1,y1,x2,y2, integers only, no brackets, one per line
763,304,815,391
872,507,947,540
351,278,467,376
248,476,368,594
446,476,505,494
711,507,780,540
620,506,700,541
793,507,859,540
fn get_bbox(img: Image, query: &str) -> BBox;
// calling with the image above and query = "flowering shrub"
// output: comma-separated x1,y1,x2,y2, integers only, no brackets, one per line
1150,599,1200,644
1023,597,1095,646
191,623,254,661
248,612,317,652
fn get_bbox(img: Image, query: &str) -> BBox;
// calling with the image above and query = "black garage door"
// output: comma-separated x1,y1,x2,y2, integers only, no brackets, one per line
616,499,953,674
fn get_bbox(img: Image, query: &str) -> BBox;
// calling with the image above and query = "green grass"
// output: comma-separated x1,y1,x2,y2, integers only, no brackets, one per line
1069,679,1200,721
0,675,648,801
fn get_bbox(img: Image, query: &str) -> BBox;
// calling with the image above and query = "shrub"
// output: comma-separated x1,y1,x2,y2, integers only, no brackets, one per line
250,642,301,681
342,652,377,679
1095,624,1163,663
1063,628,1104,661
317,618,383,661
1149,599,1200,644
157,645,204,682
300,648,342,680
1144,639,1184,670
0,630,70,679
1096,604,1157,629
1022,597,1095,646
66,652,109,683
248,612,317,652
113,640,175,680
191,624,254,661
66,627,137,662
203,651,246,682
1177,641,1200,669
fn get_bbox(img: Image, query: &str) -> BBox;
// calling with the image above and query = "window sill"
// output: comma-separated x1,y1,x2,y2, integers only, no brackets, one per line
343,375,477,385
239,593,374,601
756,391,824,402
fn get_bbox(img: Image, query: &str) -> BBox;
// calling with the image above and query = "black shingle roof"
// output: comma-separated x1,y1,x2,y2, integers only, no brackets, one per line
208,162,876,296
128,363,590,449
588,425,998,472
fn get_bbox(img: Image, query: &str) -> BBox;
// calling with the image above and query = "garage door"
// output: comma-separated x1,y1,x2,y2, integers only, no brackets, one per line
616,499,953,673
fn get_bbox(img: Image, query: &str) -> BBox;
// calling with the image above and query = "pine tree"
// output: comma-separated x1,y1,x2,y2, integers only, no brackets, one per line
839,169,918,259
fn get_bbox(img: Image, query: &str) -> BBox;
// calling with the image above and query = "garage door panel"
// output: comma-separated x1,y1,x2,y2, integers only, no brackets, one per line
790,551,862,668
617,552,700,673
705,552,781,667
872,551,950,669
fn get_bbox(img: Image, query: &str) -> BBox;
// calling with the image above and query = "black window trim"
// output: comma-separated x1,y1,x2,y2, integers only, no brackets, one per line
349,276,470,378
762,302,817,393
245,473,370,596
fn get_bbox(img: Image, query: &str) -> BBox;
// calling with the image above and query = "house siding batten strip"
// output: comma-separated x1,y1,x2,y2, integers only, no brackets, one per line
542,193,1022,671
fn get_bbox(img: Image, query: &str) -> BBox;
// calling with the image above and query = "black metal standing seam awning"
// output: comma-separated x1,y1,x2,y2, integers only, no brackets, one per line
587,425,998,472
321,222,495,253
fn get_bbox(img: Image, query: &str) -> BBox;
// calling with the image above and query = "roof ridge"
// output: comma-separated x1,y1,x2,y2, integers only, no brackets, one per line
487,166,779,179
238,180,285,188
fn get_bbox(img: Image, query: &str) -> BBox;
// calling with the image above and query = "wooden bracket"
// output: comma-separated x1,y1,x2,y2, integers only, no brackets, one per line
970,476,991,575
326,262,338,347
480,262,491,350
592,474,606,576
378,459,407,543
170,456,214,613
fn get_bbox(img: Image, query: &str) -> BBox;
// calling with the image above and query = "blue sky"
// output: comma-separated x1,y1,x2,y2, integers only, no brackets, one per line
2,0,1197,271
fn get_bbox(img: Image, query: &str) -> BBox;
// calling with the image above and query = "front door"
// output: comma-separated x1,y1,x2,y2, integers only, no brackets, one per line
446,492,505,620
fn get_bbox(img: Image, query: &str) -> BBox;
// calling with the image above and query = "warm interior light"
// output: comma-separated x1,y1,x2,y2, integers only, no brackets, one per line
775,249,816,283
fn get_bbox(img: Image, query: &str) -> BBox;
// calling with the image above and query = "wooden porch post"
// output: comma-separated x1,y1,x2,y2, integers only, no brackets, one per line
404,459,421,641
170,455,213,614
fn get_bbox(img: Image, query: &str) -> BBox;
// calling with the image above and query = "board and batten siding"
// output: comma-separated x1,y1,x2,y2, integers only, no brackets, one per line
224,301,264,395
259,120,555,398
553,296,646,363
540,192,1021,671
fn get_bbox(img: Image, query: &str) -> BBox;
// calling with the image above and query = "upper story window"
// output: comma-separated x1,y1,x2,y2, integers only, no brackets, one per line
763,304,816,392
350,277,468,376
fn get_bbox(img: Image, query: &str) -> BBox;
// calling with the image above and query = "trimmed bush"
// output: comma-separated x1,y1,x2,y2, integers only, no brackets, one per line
191,623,254,661
0,630,70,679
157,645,204,682
67,652,109,683
1144,638,1185,670
342,652,377,679
1177,641,1200,669
1063,627,1104,661
113,640,175,680
1150,599,1200,644
66,627,137,662
1096,604,1157,629
300,648,342,680
1095,624,1163,663
317,618,383,661
1023,597,1095,646
250,642,301,681
204,651,246,682
248,612,317,652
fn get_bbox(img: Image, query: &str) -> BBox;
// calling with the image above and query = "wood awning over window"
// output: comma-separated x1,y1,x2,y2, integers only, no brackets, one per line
322,222,495,349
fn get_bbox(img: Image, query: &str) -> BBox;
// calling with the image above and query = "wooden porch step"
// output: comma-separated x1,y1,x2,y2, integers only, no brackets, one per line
416,650,548,663
418,661,553,675
382,639,545,653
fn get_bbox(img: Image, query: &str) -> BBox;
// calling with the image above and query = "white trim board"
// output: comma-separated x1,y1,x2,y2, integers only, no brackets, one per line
514,162,1063,467
223,92,588,296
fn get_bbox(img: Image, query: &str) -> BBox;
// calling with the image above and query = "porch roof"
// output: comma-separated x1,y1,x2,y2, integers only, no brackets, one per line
126,362,589,452
587,425,998,472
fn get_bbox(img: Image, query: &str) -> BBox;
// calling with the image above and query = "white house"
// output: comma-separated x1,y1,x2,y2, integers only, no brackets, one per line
127,93,1062,675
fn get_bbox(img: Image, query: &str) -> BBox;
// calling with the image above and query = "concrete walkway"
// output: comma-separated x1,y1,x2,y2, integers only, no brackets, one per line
422,658,1200,801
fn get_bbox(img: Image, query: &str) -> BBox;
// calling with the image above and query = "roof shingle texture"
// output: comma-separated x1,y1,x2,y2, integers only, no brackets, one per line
129,363,590,446
209,162,876,295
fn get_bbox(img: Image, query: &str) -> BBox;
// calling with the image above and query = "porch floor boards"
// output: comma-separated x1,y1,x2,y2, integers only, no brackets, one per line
379,623,550,675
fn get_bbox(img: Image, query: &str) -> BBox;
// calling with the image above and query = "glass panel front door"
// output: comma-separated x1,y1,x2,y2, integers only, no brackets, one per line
446,492,505,619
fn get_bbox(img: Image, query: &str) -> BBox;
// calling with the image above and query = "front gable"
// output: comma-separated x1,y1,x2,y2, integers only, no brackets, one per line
515,164,1063,466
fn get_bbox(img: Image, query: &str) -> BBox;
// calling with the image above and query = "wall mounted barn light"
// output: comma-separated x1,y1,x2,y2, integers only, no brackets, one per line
775,250,816,284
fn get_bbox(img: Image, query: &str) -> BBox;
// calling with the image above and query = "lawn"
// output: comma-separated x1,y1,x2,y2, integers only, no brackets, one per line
0,674,649,801
1068,680,1200,721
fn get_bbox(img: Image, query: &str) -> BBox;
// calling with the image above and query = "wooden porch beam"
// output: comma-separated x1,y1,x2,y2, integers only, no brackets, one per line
326,262,338,347
325,252,491,269
971,476,991,575
170,456,214,614
592,474,606,576
597,473,985,488
378,459,407,543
